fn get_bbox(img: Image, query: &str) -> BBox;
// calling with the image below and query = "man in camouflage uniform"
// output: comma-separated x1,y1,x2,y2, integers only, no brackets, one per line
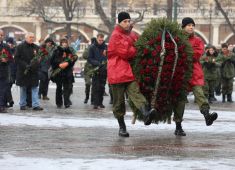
201,46,220,103
83,38,96,104
218,43,235,103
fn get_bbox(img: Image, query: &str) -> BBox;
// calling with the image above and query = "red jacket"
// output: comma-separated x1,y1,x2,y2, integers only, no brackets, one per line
107,25,138,84
188,34,205,87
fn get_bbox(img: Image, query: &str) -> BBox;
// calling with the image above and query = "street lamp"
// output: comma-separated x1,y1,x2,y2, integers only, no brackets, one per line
208,0,213,45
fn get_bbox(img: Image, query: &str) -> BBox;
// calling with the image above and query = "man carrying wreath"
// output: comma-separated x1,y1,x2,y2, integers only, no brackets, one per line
173,17,218,136
108,12,157,137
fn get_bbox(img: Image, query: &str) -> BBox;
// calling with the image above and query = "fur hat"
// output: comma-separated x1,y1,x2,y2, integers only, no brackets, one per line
118,12,131,23
182,17,195,28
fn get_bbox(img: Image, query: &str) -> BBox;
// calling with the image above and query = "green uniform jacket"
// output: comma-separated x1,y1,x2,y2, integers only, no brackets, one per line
201,54,221,80
218,52,235,79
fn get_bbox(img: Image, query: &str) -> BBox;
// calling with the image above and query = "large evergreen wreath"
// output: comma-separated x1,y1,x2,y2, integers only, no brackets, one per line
131,18,193,123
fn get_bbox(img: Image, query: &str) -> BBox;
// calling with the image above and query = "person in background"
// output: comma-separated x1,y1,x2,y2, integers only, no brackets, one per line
201,45,220,103
88,33,107,109
0,29,12,113
82,37,96,104
38,38,56,100
50,38,78,108
15,32,43,111
218,43,235,103
5,37,16,108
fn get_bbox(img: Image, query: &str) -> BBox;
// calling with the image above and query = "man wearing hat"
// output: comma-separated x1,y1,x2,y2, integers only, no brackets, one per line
173,17,218,136
107,12,157,137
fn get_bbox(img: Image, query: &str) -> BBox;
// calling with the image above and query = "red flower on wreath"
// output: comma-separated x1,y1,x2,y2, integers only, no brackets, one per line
143,48,149,55
156,45,161,53
147,59,153,65
147,39,155,45
145,67,151,74
151,50,157,57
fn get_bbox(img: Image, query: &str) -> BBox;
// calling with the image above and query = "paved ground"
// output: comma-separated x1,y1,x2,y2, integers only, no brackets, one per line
0,79,235,170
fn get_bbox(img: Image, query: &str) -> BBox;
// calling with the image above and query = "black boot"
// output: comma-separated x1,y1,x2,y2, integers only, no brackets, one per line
140,105,157,126
117,116,129,137
227,94,233,103
201,108,218,126
174,122,186,136
84,84,90,104
222,94,226,103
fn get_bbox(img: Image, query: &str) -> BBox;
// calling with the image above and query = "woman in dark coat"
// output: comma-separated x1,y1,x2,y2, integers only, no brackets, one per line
50,38,77,108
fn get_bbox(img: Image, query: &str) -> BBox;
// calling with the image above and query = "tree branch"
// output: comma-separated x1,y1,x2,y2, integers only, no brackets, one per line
214,0,235,35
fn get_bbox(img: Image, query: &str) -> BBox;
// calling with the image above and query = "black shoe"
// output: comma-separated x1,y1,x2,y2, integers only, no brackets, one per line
33,106,43,111
99,104,105,108
84,98,88,104
68,100,72,105
27,104,32,108
42,96,50,100
119,128,129,137
0,107,7,113
65,105,70,108
20,106,27,110
174,129,186,136
93,105,98,109
57,105,62,108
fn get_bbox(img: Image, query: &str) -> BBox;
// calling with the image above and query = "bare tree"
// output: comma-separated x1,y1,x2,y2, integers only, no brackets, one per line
214,0,235,36
94,0,147,38
24,0,109,39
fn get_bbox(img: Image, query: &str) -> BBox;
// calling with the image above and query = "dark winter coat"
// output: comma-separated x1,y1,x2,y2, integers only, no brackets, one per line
88,40,107,76
50,46,78,83
15,41,39,87
0,42,12,81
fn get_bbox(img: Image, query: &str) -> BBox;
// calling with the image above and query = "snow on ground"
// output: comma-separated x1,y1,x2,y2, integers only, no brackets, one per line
0,154,234,170
0,110,234,169
0,110,234,133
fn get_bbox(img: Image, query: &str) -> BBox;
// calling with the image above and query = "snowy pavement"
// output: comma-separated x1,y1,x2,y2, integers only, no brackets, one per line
0,79,235,170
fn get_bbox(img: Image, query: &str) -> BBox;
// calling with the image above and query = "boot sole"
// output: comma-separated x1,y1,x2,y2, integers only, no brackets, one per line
206,113,218,126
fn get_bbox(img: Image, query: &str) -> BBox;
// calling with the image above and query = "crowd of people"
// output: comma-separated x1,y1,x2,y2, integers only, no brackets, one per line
0,12,235,137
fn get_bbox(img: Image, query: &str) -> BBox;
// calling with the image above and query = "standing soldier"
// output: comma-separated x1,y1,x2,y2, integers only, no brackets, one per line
82,37,96,104
38,38,56,100
0,29,12,113
219,43,235,103
201,46,220,103
88,34,107,109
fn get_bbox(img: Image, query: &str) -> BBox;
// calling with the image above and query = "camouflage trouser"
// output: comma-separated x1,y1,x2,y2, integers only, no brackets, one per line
111,81,147,119
173,99,186,123
193,86,210,110
84,73,92,85
173,85,209,123
203,79,217,98
222,78,234,95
